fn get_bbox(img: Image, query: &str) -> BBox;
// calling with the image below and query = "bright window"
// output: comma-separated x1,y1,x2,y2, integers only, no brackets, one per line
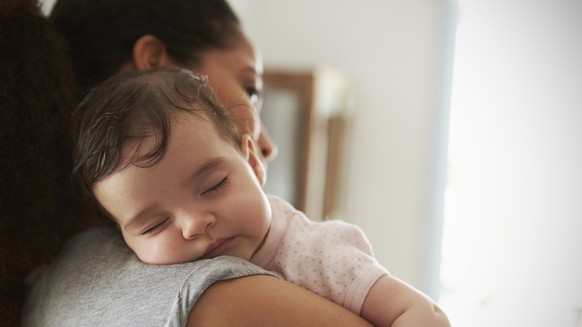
439,1,582,326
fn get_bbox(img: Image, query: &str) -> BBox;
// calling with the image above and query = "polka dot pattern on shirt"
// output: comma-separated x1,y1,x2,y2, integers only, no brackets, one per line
261,195,388,312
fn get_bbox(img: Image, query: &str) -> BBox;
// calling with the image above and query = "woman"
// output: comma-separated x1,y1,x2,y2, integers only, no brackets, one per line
22,0,373,325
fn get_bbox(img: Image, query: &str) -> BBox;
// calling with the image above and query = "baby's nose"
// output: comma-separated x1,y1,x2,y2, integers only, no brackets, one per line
182,212,215,240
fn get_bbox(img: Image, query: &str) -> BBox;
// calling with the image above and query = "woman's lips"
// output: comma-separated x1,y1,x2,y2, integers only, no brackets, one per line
202,237,235,259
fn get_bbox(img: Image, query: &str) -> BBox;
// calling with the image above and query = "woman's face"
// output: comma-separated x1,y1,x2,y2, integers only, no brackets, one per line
192,33,278,166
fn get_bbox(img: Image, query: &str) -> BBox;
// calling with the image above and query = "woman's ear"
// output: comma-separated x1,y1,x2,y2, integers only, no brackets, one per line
132,35,172,70
241,134,266,187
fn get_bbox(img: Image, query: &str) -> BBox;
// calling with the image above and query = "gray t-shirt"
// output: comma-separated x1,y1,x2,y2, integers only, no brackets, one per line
22,226,271,327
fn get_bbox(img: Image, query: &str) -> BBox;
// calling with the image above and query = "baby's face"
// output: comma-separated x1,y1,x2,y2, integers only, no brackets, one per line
93,114,271,264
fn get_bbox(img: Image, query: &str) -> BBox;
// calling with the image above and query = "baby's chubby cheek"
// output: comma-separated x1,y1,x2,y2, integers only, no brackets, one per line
123,236,174,265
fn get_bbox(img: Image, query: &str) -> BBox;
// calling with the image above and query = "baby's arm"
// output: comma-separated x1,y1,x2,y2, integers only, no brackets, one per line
360,275,450,327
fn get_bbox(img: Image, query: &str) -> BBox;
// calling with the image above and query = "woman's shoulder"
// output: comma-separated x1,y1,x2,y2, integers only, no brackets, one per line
22,227,270,326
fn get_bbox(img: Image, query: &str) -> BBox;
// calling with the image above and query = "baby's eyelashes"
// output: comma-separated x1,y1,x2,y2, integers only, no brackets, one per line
141,217,170,235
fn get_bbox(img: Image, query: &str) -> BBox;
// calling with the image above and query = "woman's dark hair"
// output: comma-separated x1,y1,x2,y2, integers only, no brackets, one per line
50,0,241,98
0,0,90,324
73,68,240,217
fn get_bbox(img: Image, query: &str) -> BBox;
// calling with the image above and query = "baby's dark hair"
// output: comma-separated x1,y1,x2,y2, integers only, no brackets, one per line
73,67,240,208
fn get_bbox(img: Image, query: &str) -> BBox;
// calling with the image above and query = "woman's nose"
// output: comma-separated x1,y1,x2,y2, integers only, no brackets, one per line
182,212,216,240
258,126,278,162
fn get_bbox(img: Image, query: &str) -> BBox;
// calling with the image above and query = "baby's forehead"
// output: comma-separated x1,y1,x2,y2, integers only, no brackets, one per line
123,111,216,152
116,130,160,167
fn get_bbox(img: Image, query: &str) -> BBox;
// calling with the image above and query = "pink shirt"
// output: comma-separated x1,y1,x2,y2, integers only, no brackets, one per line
250,195,389,314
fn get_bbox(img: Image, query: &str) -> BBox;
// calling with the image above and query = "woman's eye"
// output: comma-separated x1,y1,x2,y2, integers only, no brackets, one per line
202,176,229,196
245,86,262,108
142,218,169,235
245,85,259,98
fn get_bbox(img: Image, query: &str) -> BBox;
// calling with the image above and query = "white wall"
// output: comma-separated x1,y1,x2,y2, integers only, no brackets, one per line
230,0,457,296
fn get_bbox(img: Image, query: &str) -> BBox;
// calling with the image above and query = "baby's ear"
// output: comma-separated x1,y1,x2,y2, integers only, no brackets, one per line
241,134,266,186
